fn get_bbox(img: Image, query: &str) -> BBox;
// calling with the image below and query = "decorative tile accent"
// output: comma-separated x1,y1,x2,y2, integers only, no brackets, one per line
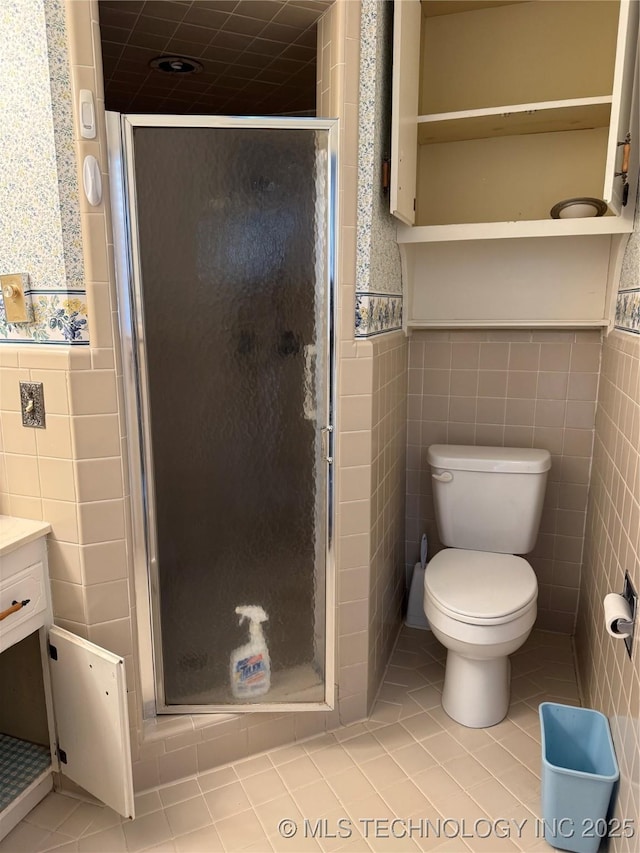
355,293,403,337
355,0,403,337
0,0,87,346
613,185,639,335
0,292,89,344
614,288,640,334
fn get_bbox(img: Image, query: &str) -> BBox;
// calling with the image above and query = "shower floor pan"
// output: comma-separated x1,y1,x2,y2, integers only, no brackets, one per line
175,662,324,706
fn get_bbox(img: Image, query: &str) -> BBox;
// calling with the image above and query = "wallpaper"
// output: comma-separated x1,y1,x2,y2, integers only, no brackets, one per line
0,0,88,345
355,0,403,337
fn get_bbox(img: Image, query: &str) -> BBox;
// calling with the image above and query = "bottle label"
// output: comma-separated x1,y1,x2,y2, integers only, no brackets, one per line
234,653,266,688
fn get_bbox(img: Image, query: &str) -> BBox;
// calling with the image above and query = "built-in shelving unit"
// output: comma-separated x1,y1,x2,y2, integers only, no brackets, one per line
390,0,639,329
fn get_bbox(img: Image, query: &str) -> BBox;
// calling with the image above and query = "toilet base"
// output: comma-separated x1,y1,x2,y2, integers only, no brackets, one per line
442,651,510,728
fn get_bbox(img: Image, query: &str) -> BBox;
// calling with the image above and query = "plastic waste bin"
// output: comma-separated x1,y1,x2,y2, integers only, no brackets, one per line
539,702,619,853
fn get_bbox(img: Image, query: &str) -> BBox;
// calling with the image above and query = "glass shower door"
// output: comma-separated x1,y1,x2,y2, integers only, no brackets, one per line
110,116,336,712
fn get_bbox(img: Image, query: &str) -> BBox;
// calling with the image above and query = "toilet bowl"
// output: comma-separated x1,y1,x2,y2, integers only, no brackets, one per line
424,548,537,727
424,445,550,728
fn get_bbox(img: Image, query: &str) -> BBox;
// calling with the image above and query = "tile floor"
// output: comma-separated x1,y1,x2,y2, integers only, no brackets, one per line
1,628,580,853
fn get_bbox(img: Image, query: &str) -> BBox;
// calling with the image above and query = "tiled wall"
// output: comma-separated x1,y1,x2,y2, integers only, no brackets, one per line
367,332,407,702
576,331,639,853
406,329,602,633
575,207,639,852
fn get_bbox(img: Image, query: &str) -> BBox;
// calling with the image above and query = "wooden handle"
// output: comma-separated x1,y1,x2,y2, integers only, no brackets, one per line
621,142,630,175
0,600,29,621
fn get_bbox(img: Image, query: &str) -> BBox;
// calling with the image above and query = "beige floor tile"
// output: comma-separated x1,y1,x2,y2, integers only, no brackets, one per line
333,723,371,743
214,808,269,850
163,796,212,838
390,742,437,776
135,791,164,817
293,780,342,818
372,724,416,752
406,687,443,713
421,731,467,764
24,793,80,832
343,733,387,763
233,754,273,778
310,807,364,852
9,628,580,853
41,841,78,853
253,793,303,838
38,830,77,851
121,810,172,852
443,754,491,789
197,765,237,793
499,764,541,804
328,767,377,805
56,803,115,839
77,825,127,853
466,778,521,816
344,794,394,824
311,746,357,777
359,753,408,790
400,712,442,742
203,780,252,821
412,767,463,813
368,701,402,725
158,780,200,808
277,755,324,790
379,779,430,817
241,768,288,805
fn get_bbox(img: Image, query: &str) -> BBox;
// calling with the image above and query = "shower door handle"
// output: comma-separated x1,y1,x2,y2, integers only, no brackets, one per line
321,425,333,464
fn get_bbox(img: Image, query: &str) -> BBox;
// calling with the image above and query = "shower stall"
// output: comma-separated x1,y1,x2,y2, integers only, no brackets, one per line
107,115,337,714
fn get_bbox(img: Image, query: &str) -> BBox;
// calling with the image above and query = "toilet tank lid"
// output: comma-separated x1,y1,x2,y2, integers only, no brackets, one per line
427,444,551,473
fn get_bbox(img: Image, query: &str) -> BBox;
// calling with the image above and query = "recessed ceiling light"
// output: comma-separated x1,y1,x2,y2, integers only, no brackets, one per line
150,56,203,75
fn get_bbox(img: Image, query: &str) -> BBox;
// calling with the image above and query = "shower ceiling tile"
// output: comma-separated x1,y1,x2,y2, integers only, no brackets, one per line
98,0,333,115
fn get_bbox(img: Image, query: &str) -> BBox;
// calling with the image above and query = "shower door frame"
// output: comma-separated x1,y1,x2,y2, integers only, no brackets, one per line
107,113,338,717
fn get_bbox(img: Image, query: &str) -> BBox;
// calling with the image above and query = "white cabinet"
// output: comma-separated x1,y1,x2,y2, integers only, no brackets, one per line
0,519,135,841
391,0,639,241
390,0,639,329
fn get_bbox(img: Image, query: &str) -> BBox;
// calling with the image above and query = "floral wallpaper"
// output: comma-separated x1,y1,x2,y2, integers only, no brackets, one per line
614,187,640,335
0,0,88,345
355,0,403,337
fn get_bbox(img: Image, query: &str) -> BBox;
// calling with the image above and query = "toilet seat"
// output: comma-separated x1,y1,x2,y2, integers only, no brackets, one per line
425,549,537,626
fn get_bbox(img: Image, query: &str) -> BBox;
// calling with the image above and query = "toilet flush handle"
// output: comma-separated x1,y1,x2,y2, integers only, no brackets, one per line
432,470,453,483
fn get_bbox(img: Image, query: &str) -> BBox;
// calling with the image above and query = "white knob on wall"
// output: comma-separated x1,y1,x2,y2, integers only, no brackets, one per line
83,155,102,206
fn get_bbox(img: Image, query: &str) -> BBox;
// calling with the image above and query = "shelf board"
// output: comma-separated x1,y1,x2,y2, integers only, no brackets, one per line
417,98,612,144
407,319,610,329
397,215,633,244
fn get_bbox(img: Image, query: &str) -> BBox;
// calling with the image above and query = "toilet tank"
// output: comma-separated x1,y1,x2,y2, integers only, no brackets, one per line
428,445,551,554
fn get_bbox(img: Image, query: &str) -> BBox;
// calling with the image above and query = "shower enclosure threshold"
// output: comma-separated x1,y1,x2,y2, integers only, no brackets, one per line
174,662,325,707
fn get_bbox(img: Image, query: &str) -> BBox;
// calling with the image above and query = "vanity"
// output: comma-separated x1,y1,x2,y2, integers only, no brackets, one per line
0,516,134,841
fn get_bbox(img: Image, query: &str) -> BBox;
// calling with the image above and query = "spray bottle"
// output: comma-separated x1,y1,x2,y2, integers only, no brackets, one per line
229,605,271,698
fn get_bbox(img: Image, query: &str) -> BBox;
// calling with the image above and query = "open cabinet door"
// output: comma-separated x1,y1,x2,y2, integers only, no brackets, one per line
602,0,639,215
390,0,421,225
47,626,135,819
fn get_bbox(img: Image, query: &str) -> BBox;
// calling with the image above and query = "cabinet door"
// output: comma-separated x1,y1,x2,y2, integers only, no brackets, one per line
390,0,422,225
603,0,639,214
47,626,135,819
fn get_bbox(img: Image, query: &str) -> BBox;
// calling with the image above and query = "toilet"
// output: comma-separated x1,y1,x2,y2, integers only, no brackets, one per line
424,444,551,728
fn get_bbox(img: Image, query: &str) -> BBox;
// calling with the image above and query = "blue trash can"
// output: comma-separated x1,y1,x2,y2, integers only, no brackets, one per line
539,702,619,853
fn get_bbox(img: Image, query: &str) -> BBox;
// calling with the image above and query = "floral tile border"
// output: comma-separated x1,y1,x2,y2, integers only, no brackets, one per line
355,293,403,337
614,289,640,335
0,292,89,344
